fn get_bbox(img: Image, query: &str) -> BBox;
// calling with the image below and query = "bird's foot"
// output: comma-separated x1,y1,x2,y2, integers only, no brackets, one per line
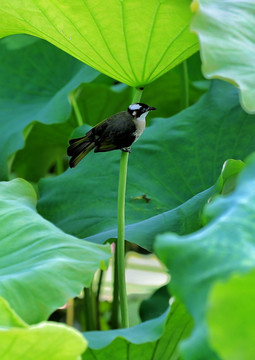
121,147,131,153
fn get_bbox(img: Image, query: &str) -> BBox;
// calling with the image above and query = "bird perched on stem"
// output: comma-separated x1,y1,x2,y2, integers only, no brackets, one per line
67,103,156,168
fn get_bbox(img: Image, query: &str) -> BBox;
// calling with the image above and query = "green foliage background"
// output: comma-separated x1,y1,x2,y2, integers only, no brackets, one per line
0,0,254,359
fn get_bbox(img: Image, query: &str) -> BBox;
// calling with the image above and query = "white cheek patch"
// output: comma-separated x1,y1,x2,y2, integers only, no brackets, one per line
129,103,141,111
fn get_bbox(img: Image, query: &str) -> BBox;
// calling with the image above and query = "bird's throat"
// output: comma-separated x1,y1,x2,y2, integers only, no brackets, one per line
133,112,147,142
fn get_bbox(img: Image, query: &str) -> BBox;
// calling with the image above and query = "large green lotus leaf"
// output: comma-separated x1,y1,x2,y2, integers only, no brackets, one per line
0,34,98,180
207,270,255,360
38,81,255,250
0,179,111,324
83,300,192,360
191,0,255,113
0,0,199,87
154,154,255,359
0,297,87,360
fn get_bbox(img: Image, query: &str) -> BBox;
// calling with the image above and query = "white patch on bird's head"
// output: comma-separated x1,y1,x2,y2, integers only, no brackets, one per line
128,103,142,111
127,102,156,119
128,103,144,118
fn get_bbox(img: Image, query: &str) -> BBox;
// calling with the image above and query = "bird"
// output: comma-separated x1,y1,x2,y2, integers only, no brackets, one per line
67,103,156,168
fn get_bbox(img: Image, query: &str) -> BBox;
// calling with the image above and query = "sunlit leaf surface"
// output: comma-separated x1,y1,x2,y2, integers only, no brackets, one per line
0,297,87,360
0,0,198,86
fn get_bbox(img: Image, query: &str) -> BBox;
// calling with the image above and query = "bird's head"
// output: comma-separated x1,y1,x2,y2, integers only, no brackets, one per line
128,103,156,119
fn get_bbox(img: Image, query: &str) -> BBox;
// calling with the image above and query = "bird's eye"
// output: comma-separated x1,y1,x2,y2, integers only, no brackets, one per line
132,111,137,116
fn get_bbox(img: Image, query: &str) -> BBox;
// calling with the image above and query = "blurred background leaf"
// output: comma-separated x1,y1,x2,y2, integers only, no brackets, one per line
192,0,255,113
155,153,255,359
0,34,99,180
12,121,74,182
72,83,132,127
139,286,170,322
0,0,198,86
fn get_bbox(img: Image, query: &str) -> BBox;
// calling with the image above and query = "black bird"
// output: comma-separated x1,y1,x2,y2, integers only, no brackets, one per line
67,103,156,168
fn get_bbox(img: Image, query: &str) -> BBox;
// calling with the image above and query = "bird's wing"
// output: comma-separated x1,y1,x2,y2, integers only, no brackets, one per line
93,112,126,133
92,112,129,146
94,141,119,152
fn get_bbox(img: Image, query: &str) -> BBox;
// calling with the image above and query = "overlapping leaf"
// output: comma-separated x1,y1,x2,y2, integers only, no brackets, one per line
0,34,98,179
38,81,255,250
0,0,198,86
83,300,192,360
155,153,255,359
0,297,87,360
191,0,255,113
0,179,111,324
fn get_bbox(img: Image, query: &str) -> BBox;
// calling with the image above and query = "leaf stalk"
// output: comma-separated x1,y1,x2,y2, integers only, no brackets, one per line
116,87,143,328
180,60,189,109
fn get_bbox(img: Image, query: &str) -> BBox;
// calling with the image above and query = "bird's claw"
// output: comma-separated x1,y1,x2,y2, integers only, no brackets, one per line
121,147,131,153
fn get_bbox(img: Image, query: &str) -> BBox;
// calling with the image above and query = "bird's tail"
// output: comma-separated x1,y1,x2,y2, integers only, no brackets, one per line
67,135,95,168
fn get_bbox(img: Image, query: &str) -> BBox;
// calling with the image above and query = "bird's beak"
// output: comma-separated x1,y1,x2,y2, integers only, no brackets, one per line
148,106,156,111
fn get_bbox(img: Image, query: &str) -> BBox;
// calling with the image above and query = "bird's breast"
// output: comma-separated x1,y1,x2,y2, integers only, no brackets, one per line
133,117,146,142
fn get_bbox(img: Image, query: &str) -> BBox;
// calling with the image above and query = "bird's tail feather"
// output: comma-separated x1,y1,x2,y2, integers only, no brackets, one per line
67,135,95,168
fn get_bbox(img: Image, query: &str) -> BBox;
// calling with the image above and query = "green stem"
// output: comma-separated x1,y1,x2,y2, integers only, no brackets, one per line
56,156,64,175
69,91,83,127
95,269,104,330
66,298,74,327
131,87,144,104
117,87,143,328
84,285,96,330
110,242,119,329
180,60,189,109
117,151,129,328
